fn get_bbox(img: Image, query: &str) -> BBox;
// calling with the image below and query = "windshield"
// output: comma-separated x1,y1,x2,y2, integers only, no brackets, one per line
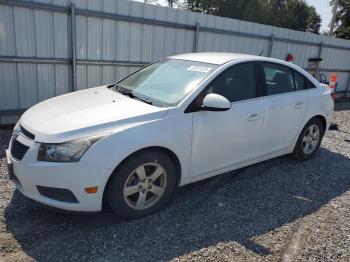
113,59,218,107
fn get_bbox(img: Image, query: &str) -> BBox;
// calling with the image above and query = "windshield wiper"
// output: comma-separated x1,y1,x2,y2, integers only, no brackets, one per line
112,85,153,105
129,92,153,105
111,84,130,95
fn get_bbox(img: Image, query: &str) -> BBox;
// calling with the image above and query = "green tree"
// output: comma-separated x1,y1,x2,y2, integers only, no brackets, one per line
167,0,180,8
183,0,321,33
270,0,321,33
305,5,322,33
334,0,350,39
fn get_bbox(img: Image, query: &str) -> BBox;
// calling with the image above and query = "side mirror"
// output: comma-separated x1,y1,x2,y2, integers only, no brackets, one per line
202,93,231,111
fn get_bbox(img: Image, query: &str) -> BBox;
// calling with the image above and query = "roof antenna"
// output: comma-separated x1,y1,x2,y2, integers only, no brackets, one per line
257,48,264,56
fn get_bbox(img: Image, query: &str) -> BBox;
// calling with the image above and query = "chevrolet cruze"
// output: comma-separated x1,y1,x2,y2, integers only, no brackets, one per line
6,53,334,219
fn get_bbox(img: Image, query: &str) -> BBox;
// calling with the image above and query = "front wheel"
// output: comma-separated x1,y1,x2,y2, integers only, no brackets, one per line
292,118,325,161
106,150,177,219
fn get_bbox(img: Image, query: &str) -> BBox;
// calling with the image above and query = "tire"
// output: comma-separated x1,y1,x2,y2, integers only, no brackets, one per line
292,118,325,161
106,150,177,219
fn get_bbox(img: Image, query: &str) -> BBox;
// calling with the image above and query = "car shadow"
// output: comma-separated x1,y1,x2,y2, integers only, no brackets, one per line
3,145,350,261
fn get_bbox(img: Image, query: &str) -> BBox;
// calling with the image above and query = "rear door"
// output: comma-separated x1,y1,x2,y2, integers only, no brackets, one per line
260,62,309,154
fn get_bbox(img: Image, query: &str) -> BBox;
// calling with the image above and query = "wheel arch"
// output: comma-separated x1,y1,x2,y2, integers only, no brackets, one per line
292,114,328,152
292,114,327,160
102,146,182,205
310,114,327,133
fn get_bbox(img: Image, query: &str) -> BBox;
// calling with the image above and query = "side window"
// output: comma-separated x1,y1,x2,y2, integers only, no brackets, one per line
293,71,306,91
206,63,257,103
263,63,295,95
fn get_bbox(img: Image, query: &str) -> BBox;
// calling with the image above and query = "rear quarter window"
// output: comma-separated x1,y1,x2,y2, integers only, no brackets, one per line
306,78,317,89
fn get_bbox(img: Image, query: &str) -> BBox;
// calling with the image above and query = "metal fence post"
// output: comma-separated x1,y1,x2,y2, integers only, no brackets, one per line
268,34,274,57
315,42,324,77
71,4,77,92
194,23,200,53
318,42,324,58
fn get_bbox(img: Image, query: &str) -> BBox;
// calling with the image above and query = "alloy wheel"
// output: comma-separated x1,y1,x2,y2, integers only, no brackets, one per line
302,124,320,155
123,162,167,210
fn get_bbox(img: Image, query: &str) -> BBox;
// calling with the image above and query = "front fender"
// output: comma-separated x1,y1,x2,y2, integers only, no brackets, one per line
80,112,193,190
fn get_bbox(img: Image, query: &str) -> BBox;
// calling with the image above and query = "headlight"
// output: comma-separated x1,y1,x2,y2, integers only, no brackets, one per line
37,135,105,162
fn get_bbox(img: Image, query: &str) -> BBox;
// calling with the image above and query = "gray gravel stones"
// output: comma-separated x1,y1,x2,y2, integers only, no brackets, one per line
1,102,350,261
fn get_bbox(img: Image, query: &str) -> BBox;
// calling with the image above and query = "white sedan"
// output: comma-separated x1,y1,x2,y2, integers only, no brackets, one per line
6,53,333,219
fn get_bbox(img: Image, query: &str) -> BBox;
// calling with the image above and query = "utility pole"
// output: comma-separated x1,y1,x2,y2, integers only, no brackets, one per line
329,0,338,36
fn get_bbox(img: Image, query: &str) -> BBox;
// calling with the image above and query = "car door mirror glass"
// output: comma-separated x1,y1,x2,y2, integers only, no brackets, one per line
202,93,231,111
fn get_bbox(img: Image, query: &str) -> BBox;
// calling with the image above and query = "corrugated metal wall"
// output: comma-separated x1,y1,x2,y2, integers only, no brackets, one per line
1,0,350,124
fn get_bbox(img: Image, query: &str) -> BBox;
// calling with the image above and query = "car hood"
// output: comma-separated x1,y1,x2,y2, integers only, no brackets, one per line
20,86,168,143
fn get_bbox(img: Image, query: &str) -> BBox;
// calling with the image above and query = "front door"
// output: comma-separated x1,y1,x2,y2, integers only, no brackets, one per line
190,62,265,177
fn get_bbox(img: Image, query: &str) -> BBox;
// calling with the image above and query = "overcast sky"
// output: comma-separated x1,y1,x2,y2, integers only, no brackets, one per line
135,0,332,33
305,0,332,32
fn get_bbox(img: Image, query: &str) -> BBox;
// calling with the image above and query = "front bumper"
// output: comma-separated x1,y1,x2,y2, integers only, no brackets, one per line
6,140,112,212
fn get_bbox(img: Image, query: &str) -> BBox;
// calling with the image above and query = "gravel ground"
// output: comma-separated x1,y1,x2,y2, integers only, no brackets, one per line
1,102,350,262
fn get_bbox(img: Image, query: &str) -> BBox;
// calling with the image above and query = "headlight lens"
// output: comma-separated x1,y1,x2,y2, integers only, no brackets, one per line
37,135,105,162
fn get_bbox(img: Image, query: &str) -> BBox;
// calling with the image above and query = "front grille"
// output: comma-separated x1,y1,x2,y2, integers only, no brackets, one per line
19,125,35,140
10,139,29,161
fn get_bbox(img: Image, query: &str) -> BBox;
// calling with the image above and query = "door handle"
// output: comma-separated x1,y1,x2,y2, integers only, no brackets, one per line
247,113,260,121
295,102,304,109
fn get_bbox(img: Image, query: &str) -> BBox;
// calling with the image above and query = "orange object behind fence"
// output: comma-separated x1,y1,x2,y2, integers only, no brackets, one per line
329,74,337,101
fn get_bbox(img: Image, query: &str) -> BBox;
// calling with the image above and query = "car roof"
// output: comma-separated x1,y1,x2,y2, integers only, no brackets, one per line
168,52,260,65
168,52,320,88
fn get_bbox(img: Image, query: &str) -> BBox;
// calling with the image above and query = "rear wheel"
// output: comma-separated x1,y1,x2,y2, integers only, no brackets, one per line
292,118,324,161
107,150,177,219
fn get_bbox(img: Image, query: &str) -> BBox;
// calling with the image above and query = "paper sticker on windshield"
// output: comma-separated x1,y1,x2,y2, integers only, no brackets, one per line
187,66,212,73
